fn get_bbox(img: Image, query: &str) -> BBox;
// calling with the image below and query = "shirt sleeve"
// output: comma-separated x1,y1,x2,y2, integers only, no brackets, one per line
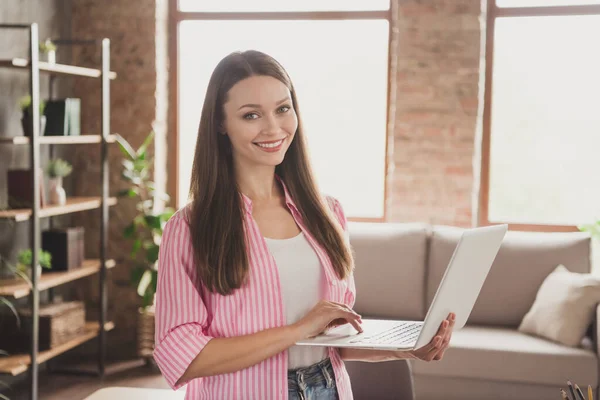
153,213,214,390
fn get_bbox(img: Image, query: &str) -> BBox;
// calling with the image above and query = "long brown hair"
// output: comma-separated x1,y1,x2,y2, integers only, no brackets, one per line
188,50,353,295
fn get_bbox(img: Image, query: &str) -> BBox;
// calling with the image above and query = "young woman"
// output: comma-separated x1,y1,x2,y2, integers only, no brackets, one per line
153,50,455,400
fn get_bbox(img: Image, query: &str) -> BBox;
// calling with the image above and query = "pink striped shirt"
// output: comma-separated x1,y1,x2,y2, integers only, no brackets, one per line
153,179,356,399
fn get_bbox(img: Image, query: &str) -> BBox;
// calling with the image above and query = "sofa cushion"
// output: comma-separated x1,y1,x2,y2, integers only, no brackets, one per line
518,264,600,347
426,226,591,327
411,326,598,387
348,222,428,321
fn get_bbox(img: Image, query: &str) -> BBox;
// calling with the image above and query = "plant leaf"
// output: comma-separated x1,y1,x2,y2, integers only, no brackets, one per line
146,244,159,264
114,134,136,160
122,159,135,171
130,265,146,287
118,188,138,198
0,297,20,328
137,269,152,297
142,289,154,309
134,215,146,227
133,159,148,173
151,190,171,202
131,239,142,258
160,208,175,221
123,222,135,239
136,131,155,158
144,215,162,230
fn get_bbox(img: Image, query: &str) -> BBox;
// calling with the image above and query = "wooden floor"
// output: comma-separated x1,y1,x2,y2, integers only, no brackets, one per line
5,360,172,400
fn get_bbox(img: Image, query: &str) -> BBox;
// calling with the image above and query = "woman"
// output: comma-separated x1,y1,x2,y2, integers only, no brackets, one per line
153,50,455,400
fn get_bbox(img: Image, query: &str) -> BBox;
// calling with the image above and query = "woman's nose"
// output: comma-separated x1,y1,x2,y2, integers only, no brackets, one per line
261,114,280,134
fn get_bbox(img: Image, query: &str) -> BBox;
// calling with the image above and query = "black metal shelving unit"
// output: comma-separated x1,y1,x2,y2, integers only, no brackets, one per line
0,23,117,400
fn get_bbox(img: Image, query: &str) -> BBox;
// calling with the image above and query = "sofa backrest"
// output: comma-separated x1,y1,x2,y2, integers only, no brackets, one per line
426,225,592,327
348,222,428,321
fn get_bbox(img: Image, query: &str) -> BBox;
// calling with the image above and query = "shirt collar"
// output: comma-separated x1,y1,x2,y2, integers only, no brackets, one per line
240,175,299,215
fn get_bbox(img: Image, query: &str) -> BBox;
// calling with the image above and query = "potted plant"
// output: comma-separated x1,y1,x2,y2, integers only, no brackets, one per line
19,95,46,137
115,131,174,360
39,39,57,64
16,249,52,280
46,158,72,206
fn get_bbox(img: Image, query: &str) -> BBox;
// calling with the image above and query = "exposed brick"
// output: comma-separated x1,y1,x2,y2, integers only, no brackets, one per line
69,0,163,358
388,0,482,227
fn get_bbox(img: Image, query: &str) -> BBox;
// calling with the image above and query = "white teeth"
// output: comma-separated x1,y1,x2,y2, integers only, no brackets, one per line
256,139,283,148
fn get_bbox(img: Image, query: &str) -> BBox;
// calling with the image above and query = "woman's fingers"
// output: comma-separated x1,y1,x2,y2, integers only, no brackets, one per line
432,313,455,360
413,313,455,361
330,301,362,321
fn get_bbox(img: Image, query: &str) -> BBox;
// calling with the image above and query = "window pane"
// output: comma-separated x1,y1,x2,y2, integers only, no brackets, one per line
178,20,389,218
179,0,390,12
489,15,600,225
497,0,600,7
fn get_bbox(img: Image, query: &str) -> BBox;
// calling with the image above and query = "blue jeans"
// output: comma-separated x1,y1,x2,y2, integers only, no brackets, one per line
288,358,339,400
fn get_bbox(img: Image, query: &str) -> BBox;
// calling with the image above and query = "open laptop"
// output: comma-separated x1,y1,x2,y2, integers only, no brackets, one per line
296,224,508,351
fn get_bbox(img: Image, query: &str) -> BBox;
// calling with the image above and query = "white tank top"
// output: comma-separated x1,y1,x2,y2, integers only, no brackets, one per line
264,232,328,369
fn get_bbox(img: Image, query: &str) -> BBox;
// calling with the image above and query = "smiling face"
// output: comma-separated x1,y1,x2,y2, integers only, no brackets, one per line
221,75,299,171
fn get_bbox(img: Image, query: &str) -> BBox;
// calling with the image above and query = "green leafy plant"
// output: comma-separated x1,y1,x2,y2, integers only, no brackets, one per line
16,248,52,275
38,38,56,53
18,95,45,116
46,158,73,178
115,132,174,310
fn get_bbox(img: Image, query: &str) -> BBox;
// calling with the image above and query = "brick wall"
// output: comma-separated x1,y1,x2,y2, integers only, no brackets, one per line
387,0,483,227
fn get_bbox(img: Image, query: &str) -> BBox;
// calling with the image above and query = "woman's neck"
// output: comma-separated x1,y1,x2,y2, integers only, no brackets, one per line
236,168,282,203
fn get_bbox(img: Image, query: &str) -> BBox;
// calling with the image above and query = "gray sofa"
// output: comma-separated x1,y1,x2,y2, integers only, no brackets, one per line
344,222,596,400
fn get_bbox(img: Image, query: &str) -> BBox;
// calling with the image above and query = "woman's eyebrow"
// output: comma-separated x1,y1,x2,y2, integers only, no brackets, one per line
237,96,291,111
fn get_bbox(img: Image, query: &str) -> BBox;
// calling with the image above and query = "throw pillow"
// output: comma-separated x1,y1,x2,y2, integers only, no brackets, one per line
518,264,600,347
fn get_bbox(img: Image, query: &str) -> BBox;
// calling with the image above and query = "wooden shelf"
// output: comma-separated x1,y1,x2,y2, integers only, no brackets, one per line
0,134,116,145
0,321,115,376
0,196,117,222
0,259,116,299
0,58,117,79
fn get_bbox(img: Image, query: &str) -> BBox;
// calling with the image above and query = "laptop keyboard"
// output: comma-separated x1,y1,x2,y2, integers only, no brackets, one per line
349,322,424,346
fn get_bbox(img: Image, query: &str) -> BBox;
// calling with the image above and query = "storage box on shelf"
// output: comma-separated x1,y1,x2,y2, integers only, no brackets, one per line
0,301,86,352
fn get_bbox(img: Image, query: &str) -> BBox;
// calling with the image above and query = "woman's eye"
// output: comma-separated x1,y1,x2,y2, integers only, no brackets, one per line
244,112,259,120
278,105,291,113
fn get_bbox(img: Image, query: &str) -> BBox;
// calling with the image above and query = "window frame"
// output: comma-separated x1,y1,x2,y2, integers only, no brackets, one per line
478,0,600,232
167,1,393,222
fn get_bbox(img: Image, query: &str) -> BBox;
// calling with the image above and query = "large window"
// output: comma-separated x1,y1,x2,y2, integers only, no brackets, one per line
481,1,600,230
172,1,390,219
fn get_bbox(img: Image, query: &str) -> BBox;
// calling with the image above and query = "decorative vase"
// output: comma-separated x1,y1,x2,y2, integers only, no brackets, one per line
48,176,66,206
21,114,46,137
21,264,42,280
46,50,56,64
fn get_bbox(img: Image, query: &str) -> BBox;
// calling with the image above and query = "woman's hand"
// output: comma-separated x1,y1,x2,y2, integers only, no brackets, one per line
406,312,455,362
293,300,363,339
